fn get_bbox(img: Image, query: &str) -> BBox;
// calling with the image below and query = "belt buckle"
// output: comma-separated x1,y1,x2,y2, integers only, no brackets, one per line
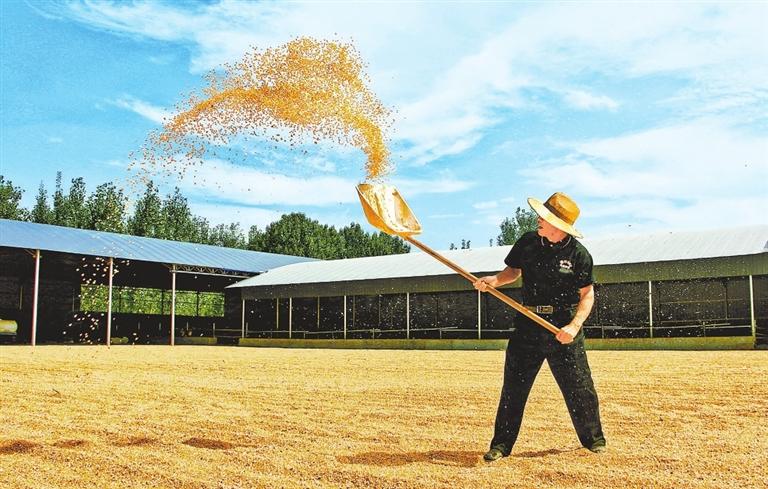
537,305,554,314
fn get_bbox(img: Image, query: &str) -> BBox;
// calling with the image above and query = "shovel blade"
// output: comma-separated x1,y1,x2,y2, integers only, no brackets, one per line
356,183,422,237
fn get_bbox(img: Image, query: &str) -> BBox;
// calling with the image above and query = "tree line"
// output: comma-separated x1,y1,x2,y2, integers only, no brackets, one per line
1,173,539,255
0,173,410,259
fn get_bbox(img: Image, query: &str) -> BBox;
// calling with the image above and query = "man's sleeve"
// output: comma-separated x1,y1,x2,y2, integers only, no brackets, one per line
503,234,527,269
575,249,595,288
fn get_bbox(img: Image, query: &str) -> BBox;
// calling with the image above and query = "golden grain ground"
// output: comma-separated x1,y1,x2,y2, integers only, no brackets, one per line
0,346,766,489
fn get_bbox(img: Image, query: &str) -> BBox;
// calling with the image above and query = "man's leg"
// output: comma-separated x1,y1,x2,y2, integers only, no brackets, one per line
488,337,546,457
546,334,606,450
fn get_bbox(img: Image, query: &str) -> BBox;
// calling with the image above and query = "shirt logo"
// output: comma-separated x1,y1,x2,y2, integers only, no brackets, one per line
558,259,573,272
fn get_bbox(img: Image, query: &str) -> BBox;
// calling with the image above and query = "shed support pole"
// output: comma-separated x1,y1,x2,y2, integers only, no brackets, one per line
241,298,246,338
106,257,114,347
276,298,279,332
749,275,756,340
648,280,654,339
288,297,292,339
477,290,482,339
343,295,347,340
31,250,41,347
406,292,410,340
170,265,176,346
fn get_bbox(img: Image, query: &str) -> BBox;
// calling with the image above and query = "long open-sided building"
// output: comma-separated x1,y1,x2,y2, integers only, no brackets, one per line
229,226,768,349
2,219,766,349
0,219,313,345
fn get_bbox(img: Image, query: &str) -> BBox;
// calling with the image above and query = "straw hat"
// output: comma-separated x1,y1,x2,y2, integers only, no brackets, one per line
527,192,583,238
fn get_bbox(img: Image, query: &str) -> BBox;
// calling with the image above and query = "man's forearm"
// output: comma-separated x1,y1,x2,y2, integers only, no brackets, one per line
570,287,595,330
494,266,521,287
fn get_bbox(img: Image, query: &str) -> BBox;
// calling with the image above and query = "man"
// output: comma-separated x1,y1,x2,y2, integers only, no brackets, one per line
474,192,606,462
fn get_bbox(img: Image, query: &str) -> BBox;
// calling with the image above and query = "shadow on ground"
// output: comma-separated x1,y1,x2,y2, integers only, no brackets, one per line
339,450,480,468
514,447,581,458
0,440,40,454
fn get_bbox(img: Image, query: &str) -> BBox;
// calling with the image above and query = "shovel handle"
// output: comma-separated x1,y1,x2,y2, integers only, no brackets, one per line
403,236,561,335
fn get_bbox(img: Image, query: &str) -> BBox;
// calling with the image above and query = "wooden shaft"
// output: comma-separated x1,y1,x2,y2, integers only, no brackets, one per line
404,236,560,335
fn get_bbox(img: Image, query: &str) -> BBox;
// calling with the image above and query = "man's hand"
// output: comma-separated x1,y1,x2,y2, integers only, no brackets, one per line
474,267,522,293
556,323,580,344
557,285,594,344
473,275,497,292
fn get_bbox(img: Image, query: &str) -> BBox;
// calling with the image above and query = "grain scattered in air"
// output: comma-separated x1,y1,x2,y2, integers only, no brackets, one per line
134,37,392,188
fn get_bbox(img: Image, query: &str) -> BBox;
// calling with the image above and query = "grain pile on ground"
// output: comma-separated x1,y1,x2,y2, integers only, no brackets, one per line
1,346,766,488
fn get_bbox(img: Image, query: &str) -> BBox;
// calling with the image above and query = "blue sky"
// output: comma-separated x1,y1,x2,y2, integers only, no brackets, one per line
2,1,766,250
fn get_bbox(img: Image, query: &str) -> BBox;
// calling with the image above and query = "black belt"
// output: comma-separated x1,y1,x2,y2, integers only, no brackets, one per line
524,305,576,315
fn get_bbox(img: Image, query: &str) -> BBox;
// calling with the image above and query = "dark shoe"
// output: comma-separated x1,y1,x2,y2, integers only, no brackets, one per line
588,444,607,453
483,447,505,462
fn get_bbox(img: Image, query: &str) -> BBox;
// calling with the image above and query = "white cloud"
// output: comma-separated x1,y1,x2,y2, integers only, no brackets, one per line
168,159,473,207
190,202,377,235
47,136,63,144
583,195,768,239
561,90,619,111
521,119,768,235
428,213,465,220
189,202,283,231
60,1,767,170
304,156,335,173
63,0,205,42
473,201,498,210
396,131,486,167
393,3,765,165
391,176,475,196
148,54,174,65
523,119,767,198
469,195,529,225
177,159,357,206
111,96,171,124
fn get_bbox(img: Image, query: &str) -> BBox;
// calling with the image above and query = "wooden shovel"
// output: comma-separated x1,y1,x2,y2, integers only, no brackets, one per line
356,183,560,335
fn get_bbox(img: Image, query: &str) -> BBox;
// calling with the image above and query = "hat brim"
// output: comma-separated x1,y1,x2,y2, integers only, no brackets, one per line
528,197,583,238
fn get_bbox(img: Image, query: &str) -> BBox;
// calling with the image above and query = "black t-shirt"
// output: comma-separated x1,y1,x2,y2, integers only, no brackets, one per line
504,231,594,307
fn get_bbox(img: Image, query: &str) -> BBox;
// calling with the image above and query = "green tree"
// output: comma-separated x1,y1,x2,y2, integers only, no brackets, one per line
161,187,196,241
448,239,472,250
52,172,67,226
260,213,344,259
367,231,410,256
247,225,265,251
88,182,127,233
339,222,369,257
209,223,247,249
30,182,53,224
339,222,409,258
128,181,163,238
55,177,90,228
192,216,211,245
0,175,27,220
497,207,538,245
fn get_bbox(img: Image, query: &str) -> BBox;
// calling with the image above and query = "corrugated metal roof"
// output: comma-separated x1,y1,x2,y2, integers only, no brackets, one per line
587,227,768,264
0,219,314,273
230,226,768,288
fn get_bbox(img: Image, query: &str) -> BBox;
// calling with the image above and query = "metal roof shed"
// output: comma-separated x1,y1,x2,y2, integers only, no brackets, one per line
0,219,311,274
0,219,314,345
229,226,768,298
228,226,767,346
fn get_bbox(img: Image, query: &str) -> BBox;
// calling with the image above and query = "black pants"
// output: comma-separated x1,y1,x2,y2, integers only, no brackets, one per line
490,315,605,454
